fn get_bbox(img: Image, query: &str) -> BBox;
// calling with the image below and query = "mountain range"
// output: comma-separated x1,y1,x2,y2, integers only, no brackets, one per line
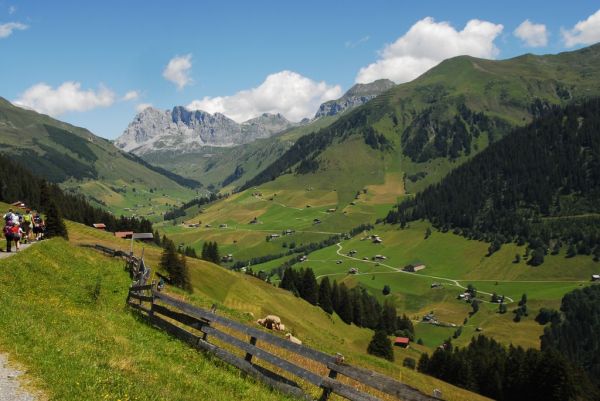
115,79,397,189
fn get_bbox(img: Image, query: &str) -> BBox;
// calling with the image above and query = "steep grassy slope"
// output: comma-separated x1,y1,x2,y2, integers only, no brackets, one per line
61,220,490,401
0,238,299,401
0,98,196,218
243,43,600,202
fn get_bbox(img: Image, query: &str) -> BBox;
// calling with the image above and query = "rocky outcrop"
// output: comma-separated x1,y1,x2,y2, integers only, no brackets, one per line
314,79,395,119
115,107,294,154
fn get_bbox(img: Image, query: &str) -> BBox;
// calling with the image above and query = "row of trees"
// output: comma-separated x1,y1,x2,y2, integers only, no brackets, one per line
201,241,220,264
163,192,225,221
418,335,597,401
0,153,155,237
386,99,600,263
279,267,414,337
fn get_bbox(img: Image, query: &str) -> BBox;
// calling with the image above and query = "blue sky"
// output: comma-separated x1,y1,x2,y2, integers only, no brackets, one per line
1,1,600,139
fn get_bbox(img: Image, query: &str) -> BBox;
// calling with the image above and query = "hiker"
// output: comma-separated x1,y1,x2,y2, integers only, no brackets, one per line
33,214,44,241
3,208,15,225
22,209,33,243
10,222,23,252
3,220,13,253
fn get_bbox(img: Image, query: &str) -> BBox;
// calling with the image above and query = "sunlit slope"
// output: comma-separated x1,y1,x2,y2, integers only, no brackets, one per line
64,221,490,401
0,97,195,217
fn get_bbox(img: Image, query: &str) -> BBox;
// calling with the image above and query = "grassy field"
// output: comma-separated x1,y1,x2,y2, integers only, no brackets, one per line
0,239,299,401
48,220,488,401
252,220,598,350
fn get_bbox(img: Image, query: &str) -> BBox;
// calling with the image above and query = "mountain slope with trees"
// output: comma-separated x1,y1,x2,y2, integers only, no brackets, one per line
386,98,600,262
241,44,600,199
0,97,196,214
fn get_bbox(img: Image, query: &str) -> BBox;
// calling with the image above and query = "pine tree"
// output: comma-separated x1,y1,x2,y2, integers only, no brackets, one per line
300,268,318,305
170,253,191,291
351,289,364,326
381,301,397,335
44,199,68,239
331,280,340,313
279,268,296,292
367,330,394,362
318,277,333,314
338,283,353,324
160,239,179,282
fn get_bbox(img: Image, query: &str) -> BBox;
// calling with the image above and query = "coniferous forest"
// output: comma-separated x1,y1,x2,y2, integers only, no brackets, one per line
386,99,600,262
0,153,153,233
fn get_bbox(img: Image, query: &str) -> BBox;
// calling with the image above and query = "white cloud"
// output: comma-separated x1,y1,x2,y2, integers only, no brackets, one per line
163,54,193,90
355,17,503,84
122,90,140,101
14,81,115,116
345,35,370,48
8,6,16,15
514,20,548,47
0,22,28,38
562,9,600,47
187,70,342,122
136,103,152,112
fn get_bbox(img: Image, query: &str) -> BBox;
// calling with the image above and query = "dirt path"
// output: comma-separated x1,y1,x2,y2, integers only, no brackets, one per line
0,241,36,260
0,243,42,400
0,340,39,401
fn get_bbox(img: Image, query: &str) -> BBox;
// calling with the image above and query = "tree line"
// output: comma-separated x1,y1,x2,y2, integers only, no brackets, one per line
279,267,414,337
417,335,597,401
0,153,153,234
386,99,600,264
163,192,225,221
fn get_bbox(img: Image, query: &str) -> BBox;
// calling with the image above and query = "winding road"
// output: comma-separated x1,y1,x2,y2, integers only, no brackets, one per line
314,243,588,304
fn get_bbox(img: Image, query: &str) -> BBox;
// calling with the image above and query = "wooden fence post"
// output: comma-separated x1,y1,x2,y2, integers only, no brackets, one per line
318,368,338,401
245,336,257,362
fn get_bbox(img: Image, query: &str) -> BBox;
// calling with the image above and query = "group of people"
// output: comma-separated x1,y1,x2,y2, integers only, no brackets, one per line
3,208,45,253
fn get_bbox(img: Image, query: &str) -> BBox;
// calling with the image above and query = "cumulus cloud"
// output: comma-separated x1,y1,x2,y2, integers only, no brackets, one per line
136,103,153,112
187,70,342,122
122,90,140,101
355,17,503,84
163,54,193,90
0,22,28,38
514,20,548,47
14,82,115,116
562,9,600,47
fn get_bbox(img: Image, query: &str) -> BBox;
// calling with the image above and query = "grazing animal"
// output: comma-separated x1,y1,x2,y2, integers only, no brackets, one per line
285,333,302,345
256,315,282,330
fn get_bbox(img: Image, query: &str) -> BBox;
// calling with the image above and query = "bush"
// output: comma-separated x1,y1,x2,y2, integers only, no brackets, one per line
403,357,416,370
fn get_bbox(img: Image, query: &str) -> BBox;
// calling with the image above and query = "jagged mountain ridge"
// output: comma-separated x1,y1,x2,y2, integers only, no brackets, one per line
314,79,395,118
115,106,296,154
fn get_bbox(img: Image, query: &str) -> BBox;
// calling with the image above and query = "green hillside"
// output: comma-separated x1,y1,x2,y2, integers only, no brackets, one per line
0,97,196,218
141,115,340,191
0,212,490,401
242,43,600,203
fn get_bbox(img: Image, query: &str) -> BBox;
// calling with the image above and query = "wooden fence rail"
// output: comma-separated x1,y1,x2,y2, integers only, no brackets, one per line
126,285,441,401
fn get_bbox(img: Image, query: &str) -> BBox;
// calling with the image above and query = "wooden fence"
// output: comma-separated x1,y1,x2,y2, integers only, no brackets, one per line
126,285,441,401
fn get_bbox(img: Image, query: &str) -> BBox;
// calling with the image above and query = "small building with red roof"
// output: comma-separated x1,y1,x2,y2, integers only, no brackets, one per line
394,337,410,348
92,223,107,230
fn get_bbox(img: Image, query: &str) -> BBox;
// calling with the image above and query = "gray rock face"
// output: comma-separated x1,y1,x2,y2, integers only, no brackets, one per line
115,107,294,154
314,79,395,119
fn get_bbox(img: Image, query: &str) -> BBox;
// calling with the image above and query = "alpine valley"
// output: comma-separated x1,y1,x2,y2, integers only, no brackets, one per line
2,22,600,401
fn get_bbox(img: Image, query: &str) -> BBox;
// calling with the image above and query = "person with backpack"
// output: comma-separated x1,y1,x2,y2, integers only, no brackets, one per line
3,221,13,252
22,209,33,243
10,222,23,252
3,208,15,225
